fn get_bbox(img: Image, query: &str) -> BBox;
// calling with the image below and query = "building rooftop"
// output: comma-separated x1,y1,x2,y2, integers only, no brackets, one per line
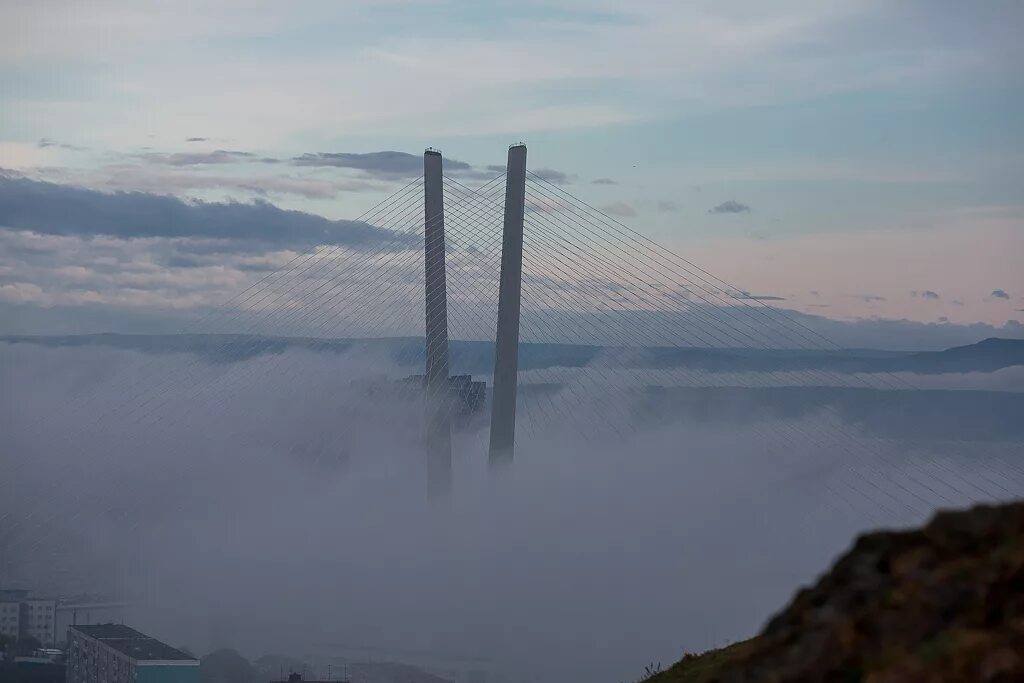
71,625,196,662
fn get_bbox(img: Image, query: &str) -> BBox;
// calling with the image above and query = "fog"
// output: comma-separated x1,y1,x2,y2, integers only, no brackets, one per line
2,343,1022,682
516,363,1024,392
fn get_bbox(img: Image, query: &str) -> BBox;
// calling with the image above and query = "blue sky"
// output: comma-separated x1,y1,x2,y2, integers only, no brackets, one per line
0,0,1022,338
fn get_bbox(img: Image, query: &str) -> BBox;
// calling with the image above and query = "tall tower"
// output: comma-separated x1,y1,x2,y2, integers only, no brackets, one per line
423,149,452,494
488,143,527,466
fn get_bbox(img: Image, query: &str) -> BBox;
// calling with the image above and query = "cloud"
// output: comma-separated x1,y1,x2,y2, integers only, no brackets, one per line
532,168,574,184
849,294,886,303
991,289,1010,299
591,178,617,185
23,161,378,200
486,164,506,173
185,137,208,142
656,200,677,213
37,138,85,151
912,290,941,300
134,149,266,166
292,151,472,179
735,291,785,301
598,201,637,218
708,200,751,215
0,223,435,316
0,175,413,250
524,195,574,215
3,340,1018,682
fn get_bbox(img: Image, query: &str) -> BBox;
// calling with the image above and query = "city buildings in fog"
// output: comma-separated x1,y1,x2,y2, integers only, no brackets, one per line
67,624,198,683
55,598,129,645
1,588,128,649
271,673,349,683
1,588,56,647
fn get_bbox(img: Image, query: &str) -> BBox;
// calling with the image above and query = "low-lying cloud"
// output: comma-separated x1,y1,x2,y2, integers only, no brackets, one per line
2,343,1019,682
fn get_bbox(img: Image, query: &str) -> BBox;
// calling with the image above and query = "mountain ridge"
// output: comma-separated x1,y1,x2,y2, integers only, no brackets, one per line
3,333,1022,375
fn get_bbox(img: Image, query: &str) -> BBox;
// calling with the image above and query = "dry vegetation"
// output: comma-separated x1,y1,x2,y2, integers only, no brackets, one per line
646,501,1024,683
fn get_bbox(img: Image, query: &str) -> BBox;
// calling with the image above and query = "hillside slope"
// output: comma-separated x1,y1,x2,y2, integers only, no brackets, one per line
648,501,1024,683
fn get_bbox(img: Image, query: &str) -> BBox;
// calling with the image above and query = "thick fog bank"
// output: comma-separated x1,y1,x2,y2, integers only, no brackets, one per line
2,344,1021,682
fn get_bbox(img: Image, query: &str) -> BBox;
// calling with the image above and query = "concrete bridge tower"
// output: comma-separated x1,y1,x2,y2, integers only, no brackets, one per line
423,149,452,494
489,143,527,466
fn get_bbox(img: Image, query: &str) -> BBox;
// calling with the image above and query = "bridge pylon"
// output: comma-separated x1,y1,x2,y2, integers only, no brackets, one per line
423,148,452,495
489,143,527,466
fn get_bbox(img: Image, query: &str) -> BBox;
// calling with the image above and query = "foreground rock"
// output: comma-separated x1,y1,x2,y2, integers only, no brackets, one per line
648,501,1024,683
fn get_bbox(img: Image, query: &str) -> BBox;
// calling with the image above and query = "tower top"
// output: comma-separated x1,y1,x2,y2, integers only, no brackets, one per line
424,147,441,156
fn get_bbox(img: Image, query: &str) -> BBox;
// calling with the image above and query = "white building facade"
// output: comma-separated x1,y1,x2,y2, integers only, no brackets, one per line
0,590,56,646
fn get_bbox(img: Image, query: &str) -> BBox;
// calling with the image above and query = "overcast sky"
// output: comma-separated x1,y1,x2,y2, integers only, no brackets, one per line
1,0,1022,339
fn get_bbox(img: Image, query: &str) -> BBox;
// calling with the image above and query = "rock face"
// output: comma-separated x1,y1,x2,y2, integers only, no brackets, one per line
649,501,1024,683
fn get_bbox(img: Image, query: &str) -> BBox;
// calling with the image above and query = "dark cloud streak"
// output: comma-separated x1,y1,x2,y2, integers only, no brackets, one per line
135,150,264,166
735,292,785,301
709,200,752,214
532,168,574,184
37,138,86,151
0,175,415,250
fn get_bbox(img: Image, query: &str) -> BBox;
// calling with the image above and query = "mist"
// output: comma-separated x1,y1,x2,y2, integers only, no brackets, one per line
2,342,1022,682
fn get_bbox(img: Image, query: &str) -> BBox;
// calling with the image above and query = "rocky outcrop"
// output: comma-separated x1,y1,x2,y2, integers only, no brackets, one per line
649,501,1024,683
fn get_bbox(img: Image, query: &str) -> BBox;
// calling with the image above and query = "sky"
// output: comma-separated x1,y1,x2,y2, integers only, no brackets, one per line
1,0,1023,341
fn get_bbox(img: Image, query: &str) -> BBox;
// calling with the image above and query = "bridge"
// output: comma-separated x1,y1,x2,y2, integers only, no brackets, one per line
2,144,1023,570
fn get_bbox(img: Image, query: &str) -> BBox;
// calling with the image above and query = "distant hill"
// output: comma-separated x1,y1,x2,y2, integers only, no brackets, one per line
3,333,1023,375
893,337,1024,374
645,501,1024,682
6,334,1020,442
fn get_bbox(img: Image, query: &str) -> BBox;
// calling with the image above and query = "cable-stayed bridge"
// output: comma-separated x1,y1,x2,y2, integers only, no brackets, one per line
2,144,1023,569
